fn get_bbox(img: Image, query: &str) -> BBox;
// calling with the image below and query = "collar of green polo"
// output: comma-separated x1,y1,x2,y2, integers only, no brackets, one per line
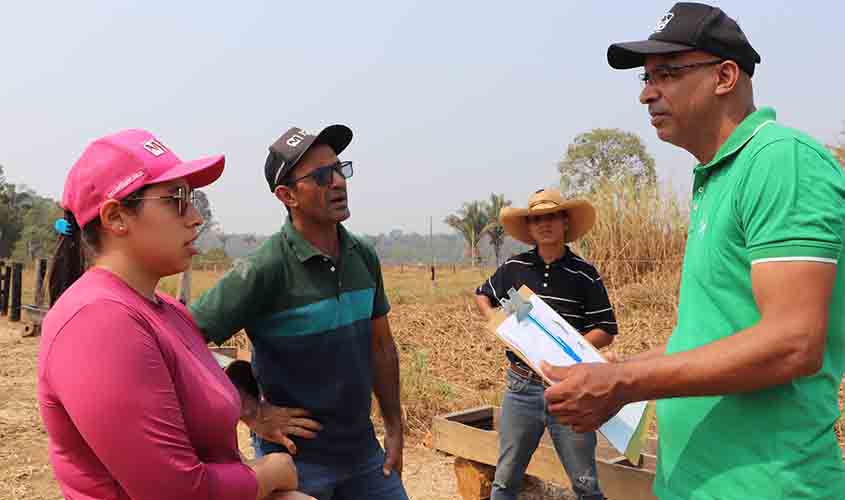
281,218,356,263
696,107,777,172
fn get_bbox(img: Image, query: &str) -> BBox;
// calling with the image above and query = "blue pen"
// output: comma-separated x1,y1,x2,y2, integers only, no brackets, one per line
526,313,582,363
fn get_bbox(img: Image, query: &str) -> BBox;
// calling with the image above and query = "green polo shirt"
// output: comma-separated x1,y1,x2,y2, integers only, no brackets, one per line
654,108,845,500
190,220,389,462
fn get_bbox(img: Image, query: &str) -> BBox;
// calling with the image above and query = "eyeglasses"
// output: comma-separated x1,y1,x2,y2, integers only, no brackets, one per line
125,186,196,217
639,60,724,87
287,161,353,187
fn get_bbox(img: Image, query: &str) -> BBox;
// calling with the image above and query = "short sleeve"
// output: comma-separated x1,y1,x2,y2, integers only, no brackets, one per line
581,271,618,336
190,254,274,345
736,139,845,264
364,244,391,319
476,264,512,307
352,239,390,318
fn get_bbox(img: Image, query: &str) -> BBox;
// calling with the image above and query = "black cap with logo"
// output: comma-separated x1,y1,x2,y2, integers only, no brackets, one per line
607,2,761,76
264,124,353,191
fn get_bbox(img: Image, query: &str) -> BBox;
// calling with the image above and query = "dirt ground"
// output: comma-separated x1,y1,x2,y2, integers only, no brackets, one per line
0,321,571,500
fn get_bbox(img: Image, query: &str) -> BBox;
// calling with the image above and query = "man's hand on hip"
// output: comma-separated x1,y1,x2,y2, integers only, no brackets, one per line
252,403,322,455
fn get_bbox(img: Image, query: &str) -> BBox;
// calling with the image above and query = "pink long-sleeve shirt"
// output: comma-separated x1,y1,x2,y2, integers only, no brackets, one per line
38,268,258,500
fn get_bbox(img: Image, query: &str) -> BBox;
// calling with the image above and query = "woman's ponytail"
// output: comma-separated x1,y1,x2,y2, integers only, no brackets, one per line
48,211,86,306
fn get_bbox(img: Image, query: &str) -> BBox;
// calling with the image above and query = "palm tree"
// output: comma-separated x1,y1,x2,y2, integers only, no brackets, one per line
482,193,511,266
444,201,489,267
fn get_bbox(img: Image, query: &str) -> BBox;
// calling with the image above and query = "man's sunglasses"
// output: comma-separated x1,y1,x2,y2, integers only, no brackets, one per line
638,59,724,87
125,186,196,217
286,161,353,187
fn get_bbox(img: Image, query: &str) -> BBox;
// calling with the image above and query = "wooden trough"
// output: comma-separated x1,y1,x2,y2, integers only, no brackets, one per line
21,304,49,337
19,259,49,337
433,406,657,500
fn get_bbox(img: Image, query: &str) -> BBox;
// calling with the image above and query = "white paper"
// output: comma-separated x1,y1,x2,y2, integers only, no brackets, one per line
211,351,234,369
496,293,648,456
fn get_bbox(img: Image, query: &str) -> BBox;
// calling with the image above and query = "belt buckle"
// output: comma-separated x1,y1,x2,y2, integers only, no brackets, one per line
512,362,538,381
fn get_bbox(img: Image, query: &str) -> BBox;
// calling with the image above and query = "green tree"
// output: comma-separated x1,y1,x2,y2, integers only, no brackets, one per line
482,193,511,266
558,128,657,196
444,201,489,266
0,166,24,258
11,190,62,261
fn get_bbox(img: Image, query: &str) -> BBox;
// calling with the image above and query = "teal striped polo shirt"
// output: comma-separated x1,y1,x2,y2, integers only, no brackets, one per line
190,219,389,461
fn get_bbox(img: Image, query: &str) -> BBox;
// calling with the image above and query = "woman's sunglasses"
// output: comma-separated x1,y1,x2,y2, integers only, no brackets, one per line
125,186,196,217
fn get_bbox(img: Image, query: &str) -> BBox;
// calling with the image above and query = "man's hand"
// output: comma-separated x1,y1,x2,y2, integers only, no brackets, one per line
541,361,628,433
370,315,405,477
382,423,404,477
252,403,322,455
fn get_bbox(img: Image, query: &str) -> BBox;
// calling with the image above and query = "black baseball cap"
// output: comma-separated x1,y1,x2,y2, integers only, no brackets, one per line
264,124,353,191
607,2,761,76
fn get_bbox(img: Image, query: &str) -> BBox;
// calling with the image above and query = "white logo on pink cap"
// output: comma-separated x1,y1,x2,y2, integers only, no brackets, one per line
107,170,146,198
143,139,168,157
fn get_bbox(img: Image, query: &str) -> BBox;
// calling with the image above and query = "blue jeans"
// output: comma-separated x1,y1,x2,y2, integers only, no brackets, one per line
492,368,605,500
252,434,409,500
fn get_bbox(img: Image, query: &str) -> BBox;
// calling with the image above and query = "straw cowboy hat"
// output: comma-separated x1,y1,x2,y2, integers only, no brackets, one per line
500,189,596,244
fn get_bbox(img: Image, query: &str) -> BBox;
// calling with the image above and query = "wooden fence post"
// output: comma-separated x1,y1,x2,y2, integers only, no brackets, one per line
10,262,23,322
34,258,48,307
0,261,6,316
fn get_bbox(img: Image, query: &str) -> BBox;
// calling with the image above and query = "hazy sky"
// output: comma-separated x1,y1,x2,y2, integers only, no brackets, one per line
3,1,843,236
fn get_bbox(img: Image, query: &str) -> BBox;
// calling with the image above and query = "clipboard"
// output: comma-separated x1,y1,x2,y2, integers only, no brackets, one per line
486,285,654,463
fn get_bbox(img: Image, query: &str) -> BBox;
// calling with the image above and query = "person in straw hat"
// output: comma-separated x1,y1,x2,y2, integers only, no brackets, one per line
475,188,617,500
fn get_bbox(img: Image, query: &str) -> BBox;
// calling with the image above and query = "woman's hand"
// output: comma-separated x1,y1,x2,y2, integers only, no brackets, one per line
267,492,316,500
247,453,298,500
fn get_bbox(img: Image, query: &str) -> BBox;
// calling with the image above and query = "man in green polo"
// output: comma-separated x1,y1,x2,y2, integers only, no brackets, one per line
190,125,408,500
542,3,845,499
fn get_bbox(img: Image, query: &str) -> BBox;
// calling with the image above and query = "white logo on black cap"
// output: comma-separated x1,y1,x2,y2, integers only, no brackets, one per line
143,139,168,157
653,12,674,33
286,129,310,148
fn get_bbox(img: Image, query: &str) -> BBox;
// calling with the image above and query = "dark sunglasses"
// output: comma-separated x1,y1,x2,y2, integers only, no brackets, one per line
125,186,196,217
287,161,353,187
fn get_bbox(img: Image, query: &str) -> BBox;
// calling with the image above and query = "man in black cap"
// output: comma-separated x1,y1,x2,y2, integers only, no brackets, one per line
543,3,845,499
191,125,409,500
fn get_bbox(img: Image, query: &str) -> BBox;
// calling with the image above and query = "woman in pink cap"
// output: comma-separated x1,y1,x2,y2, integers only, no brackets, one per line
38,129,309,500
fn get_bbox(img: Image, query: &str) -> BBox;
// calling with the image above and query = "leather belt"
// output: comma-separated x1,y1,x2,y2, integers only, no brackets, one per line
509,361,544,383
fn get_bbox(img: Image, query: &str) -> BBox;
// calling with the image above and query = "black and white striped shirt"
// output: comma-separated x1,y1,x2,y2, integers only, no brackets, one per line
476,247,618,365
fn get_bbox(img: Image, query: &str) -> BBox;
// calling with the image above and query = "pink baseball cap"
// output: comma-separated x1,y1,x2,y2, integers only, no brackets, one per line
62,129,225,227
